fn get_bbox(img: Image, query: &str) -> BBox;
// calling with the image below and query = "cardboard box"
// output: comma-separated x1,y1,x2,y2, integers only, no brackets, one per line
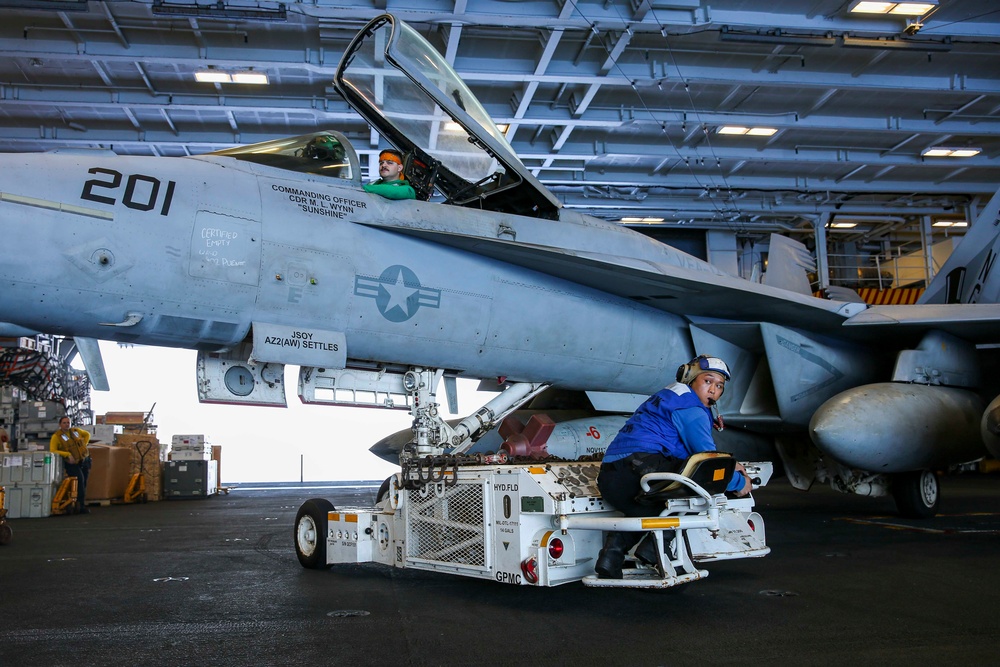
87,444,131,501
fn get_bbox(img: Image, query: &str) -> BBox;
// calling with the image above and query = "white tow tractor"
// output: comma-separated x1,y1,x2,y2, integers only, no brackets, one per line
295,455,770,588
293,369,772,589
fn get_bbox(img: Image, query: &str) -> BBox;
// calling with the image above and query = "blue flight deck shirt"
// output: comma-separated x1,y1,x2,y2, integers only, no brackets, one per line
603,383,746,492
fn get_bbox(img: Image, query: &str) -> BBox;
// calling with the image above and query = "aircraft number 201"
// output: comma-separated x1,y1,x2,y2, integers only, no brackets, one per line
81,167,176,216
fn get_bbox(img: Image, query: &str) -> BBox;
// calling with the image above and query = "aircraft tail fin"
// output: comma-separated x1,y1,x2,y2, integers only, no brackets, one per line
762,234,815,296
918,187,1000,304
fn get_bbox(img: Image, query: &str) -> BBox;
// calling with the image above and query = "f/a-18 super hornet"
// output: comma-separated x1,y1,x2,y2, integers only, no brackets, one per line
1,12,999,541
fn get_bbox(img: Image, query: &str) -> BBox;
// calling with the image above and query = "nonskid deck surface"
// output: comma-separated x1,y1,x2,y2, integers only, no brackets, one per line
2,476,999,666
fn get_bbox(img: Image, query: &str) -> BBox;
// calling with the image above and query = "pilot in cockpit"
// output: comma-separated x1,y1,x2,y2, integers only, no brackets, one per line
298,134,351,178
303,134,346,162
363,149,416,201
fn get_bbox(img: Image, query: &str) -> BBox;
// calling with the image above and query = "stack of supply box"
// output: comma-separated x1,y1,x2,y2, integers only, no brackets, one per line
12,399,64,452
0,450,61,518
165,435,218,498
105,412,166,501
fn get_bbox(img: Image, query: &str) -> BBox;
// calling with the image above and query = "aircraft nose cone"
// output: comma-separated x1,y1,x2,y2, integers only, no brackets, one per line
808,388,882,470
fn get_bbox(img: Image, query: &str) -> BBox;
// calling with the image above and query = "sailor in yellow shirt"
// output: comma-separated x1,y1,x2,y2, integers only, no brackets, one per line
50,416,92,514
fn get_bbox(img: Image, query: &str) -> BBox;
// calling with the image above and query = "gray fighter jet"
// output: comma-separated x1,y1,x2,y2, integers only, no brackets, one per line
1,14,999,517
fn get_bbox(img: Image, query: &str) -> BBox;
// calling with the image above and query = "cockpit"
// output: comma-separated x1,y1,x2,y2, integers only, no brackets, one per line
209,14,562,218
210,131,357,180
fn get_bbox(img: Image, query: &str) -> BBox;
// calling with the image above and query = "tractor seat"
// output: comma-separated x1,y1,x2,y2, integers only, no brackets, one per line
635,451,736,505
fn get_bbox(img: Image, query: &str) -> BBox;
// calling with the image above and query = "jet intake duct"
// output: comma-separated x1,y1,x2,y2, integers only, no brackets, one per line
809,382,985,472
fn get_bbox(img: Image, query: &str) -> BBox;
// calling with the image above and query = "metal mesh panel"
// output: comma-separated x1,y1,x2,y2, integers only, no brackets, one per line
406,481,486,567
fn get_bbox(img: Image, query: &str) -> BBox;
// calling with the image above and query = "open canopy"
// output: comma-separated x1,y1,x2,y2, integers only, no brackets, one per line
334,14,560,219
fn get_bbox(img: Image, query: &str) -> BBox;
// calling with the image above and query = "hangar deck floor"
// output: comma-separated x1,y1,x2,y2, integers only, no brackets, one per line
1,474,999,666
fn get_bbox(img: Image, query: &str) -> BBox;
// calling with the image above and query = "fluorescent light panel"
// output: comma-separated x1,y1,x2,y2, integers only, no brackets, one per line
717,125,777,136
232,72,269,85
890,2,937,14
620,217,665,223
933,220,969,227
849,1,937,14
195,71,269,85
922,147,981,157
194,71,231,83
830,222,858,228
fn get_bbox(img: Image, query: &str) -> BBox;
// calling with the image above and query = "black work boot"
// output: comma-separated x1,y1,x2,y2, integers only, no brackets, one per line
595,532,631,579
633,533,660,566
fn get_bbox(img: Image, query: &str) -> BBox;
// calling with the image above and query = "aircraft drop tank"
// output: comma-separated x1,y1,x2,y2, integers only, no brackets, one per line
981,395,1000,459
809,382,985,472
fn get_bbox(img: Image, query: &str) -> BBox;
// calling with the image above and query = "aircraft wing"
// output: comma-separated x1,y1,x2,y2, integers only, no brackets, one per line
365,222,1000,344
360,223,860,330
843,304,1000,343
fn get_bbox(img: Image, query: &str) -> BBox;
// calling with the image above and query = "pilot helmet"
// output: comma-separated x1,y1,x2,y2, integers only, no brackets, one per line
306,134,343,160
676,355,731,387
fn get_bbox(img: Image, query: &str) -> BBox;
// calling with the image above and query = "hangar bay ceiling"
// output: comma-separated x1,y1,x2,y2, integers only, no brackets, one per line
0,0,997,285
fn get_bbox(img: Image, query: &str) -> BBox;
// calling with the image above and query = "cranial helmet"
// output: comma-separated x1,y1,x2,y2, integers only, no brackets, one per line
676,355,731,386
305,135,343,160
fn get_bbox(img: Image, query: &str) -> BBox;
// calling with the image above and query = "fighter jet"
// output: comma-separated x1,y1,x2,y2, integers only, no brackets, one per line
1,14,999,518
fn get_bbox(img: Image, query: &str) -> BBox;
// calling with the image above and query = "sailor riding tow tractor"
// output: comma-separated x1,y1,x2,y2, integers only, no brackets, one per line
294,369,772,589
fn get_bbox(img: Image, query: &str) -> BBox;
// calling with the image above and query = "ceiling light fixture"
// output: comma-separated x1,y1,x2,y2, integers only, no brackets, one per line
921,147,981,158
717,126,777,136
195,70,269,85
195,71,231,83
932,220,969,228
849,1,937,15
232,72,269,85
830,221,858,229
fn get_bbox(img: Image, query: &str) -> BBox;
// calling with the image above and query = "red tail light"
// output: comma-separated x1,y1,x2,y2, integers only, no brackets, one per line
548,538,564,560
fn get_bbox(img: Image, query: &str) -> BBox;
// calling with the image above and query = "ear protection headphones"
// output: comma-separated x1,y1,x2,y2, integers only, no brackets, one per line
676,354,731,389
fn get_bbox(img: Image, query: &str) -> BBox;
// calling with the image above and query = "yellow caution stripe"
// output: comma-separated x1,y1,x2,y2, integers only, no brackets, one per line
641,517,681,529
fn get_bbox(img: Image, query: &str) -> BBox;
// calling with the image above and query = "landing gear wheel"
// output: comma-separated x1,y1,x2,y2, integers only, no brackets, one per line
376,477,391,505
376,474,402,509
294,498,335,569
892,470,940,518
0,522,11,545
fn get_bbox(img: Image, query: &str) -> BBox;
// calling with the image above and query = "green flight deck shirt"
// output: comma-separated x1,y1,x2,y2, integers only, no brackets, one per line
363,178,416,200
